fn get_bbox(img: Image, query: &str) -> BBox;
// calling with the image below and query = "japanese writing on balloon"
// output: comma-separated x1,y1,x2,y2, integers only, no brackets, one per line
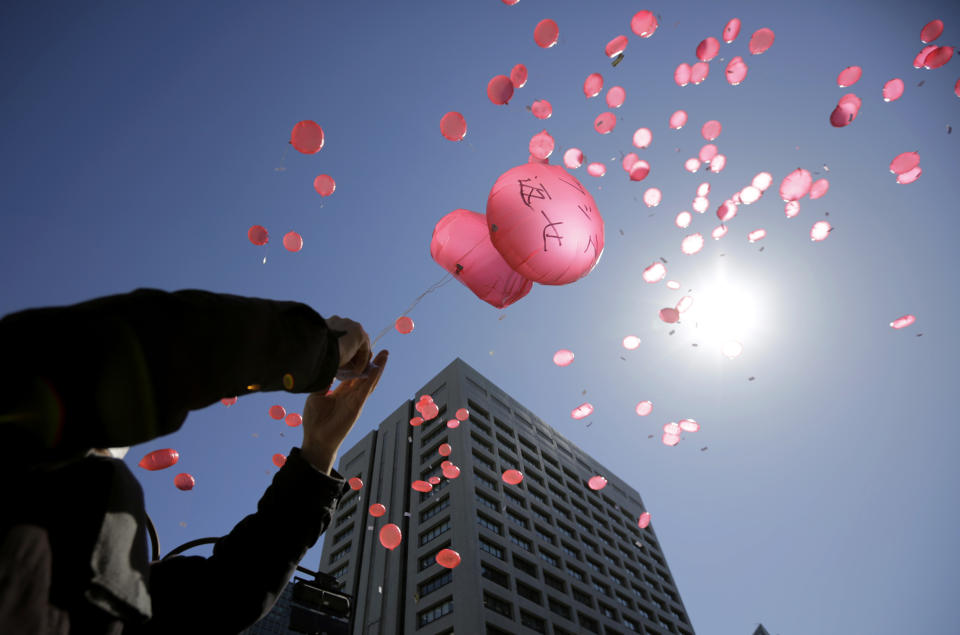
540,210,564,251
518,178,551,209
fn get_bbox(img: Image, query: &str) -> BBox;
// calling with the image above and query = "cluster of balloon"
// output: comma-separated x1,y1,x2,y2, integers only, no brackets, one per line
379,523,402,550
430,163,603,307
139,449,179,471
348,477,364,491
174,473,196,491
890,314,916,330
487,60,528,108
662,419,701,446
890,151,922,185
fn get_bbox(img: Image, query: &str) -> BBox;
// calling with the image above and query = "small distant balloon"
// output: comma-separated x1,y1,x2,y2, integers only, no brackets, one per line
675,295,694,313
446,419,460,429
923,46,953,69
174,473,195,491
139,449,179,471
684,158,701,173
890,314,916,329
643,188,662,207
690,62,709,85
409,416,424,427
889,151,920,175
421,402,440,420
510,64,528,88
588,475,608,491
622,335,641,350
412,480,433,493
701,120,722,141
502,469,524,485
529,130,555,160
693,196,709,213
837,66,862,88
784,201,801,219
283,231,303,252
594,112,616,135
248,225,268,246
752,172,773,191
291,120,324,154
436,548,462,569
659,307,680,323
725,56,748,85
395,316,415,334
810,220,832,241
780,168,813,201
606,86,626,109
438,443,452,457
221,396,238,406
674,63,691,87
563,148,584,169
662,433,681,447
571,403,594,420
630,10,658,38
369,503,386,517
708,154,727,173
747,228,767,243
739,185,761,205
272,453,287,468
896,166,922,184
349,477,364,491
553,349,575,366
679,418,700,432
882,78,904,102
920,19,944,44
666,280,681,290
442,464,461,479
722,18,741,43
830,93,861,127
531,100,552,119
633,128,652,149
642,262,666,283
583,73,603,98
638,511,651,528
669,110,688,130
748,28,775,54
379,524,402,550
629,160,650,181
913,45,937,69
809,178,830,200
699,144,718,163
681,233,705,255
534,19,559,48
587,162,606,177
269,405,286,420
487,75,514,105
663,422,681,435
312,174,336,198
697,37,720,62
605,35,628,58
622,153,640,172
722,340,743,358
712,225,728,240
428,476,441,485
440,112,467,141
285,412,302,427
635,401,653,416
455,408,469,421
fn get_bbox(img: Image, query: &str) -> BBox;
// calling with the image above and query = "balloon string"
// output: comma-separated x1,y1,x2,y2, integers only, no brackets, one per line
371,274,454,347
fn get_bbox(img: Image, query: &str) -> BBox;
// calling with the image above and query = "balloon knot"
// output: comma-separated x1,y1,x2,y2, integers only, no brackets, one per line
455,264,463,275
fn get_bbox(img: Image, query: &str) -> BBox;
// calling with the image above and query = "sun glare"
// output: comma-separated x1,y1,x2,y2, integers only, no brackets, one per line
684,271,761,357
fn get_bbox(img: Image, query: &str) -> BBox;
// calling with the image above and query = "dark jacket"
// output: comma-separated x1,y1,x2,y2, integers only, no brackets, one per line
0,289,351,634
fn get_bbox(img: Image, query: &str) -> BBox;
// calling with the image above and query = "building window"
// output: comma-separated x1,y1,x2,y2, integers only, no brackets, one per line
418,519,451,546
475,491,500,512
538,549,560,568
421,422,447,446
467,399,489,421
478,537,505,560
471,432,494,453
417,598,453,628
531,506,552,525
577,612,600,633
560,542,579,559
332,527,352,544
506,508,528,529
496,434,517,453
486,624,511,635
525,471,544,487
566,564,585,582
534,526,555,545
329,563,348,579
557,522,575,539
587,558,603,573
475,470,499,492
330,542,351,564
548,597,572,621
519,611,546,633
509,531,532,552
481,563,510,589
549,483,568,502
610,572,625,587
572,586,593,608
542,453,559,469
493,417,513,436
591,579,610,595
418,570,453,598
623,617,640,632
519,436,537,452
504,488,525,509
615,593,631,608
483,592,513,619
419,547,446,572
472,419,492,436
472,450,496,472
543,571,565,593
598,602,617,620
335,506,356,527
477,513,502,536
513,554,538,578
603,550,620,566
420,497,450,522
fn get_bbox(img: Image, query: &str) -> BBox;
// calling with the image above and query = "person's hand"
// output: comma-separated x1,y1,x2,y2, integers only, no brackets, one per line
325,315,371,380
300,349,388,474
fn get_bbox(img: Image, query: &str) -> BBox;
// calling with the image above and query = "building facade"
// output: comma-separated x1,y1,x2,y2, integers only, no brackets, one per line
315,358,693,635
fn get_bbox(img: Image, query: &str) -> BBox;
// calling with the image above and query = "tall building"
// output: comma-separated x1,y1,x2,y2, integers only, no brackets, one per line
314,358,693,635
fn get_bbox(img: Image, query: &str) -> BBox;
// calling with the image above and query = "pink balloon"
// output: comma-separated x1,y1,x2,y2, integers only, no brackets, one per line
442,464,461,479
529,130,555,160
716,200,737,222
830,93,861,127
784,201,801,219
701,120,722,141
697,182,710,197
487,75,514,105
606,86,626,109
913,45,937,69
438,443,452,457
563,148,583,169
635,401,653,416
780,168,813,201
428,476,441,485
412,480,433,493
502,469,524,485
282,231,303,252
272,453,287,468
395,316,415,334
553,349,575,366
712,224,728,240
663,422,681,435
622,153,640,172
921,19,944,44
436,548,462,569
642,262,666,283
313,174,336,197
675,295,694,314
630,11,658,38
531,100,552,119
419,394,434,403
896,166,922,184
622,335,641,350
722,18,741,43
140,449,180,471
679,419,700,433
707,154,726,173
681,233,704,255
659,307,680,323
583,73,603,98
633,127,652,149
511,64,528,88
534,19,559,48
752,172,773,191
247,225,268,246
809,178,830,199
699,143,718,163
690,62,710,85
269,405,286,420
837,66,862,88
502,0,519,5
605,35,628,58
587,162,606,177
890,314,916,329
571,403,594,420
221,396,237,406
695,38,720,62
174,473,195,491
748,28,775,54
430,209,533,308
422,402,440,420
349,477,364,491
810,221,832,242
662,433,681,447
739,185,761,205
747,228,767,243
446,419,460,429
725,56,748,85
629,159,650,182
643,188,662,208
291,120,324,154
594,112,616,135
638,512,652,528
923,46,953,69
890,151,920,175
669,110,688,130
674,63,691,87
675,211,692,228
455,408,470,421
285,412,302,427
693,196,709,214
369,503,386,517
379,524,402,550
684,158,701,173
409,416,424,427
882,78,904,102
722,340,744,359
440,112,467,141
588,475,608,491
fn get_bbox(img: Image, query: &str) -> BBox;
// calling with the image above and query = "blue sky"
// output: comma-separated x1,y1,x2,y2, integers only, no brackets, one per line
2,1,958,632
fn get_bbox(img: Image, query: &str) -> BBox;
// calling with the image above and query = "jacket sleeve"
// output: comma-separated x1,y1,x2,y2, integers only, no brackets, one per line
135,448,351,634
0,288,342,457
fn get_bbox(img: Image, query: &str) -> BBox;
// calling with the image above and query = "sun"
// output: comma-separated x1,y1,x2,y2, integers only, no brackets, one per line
681,268,761,358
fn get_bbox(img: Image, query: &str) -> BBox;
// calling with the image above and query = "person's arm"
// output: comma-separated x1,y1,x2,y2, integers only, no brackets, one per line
0,288,365,457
